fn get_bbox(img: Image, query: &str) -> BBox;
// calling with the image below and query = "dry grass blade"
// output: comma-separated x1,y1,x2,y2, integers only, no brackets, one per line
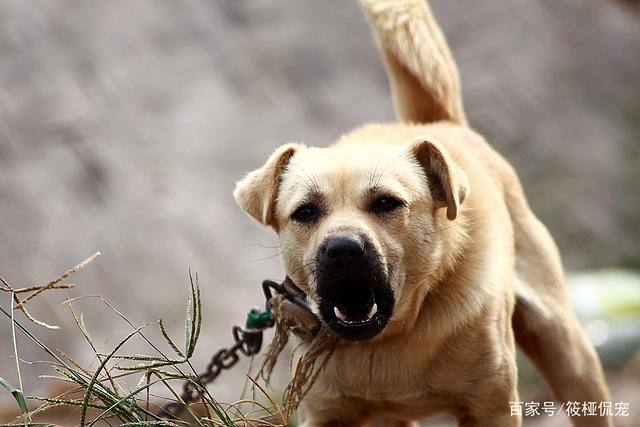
1,252,100,329
0,284,74,294
1,277,59,329
243,376,287,426
68,302,119,394
15,252,100,309
13,294,60,330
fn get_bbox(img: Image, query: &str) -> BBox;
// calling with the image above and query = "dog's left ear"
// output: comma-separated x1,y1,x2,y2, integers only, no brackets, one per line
234,143,304,229
410,138,469,220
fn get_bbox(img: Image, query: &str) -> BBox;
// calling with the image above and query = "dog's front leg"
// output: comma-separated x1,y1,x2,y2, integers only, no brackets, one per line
365,420,419,427
454,352,522,427
454,395,521,427
457,412,520,427
299,418,367,427
300,418,416,427
298,399,369,427
454,390,521,427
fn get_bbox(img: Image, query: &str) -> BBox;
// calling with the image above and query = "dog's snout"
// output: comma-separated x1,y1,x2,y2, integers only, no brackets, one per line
320,235,365,262
314,232,393,341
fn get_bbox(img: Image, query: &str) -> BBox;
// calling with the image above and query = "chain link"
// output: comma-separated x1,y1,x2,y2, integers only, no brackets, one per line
160,279,301,418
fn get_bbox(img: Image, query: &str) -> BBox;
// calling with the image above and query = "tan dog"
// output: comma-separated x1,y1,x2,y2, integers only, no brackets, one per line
234,1,612,426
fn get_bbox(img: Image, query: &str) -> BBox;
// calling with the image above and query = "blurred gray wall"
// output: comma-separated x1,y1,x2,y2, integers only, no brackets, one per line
0,0,638,406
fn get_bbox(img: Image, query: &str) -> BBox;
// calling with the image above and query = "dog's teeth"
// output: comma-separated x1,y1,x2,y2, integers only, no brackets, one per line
334,306,348,321
367,303,378,320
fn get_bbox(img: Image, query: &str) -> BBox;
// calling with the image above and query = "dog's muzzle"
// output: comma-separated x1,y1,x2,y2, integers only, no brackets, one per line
315,233,394,341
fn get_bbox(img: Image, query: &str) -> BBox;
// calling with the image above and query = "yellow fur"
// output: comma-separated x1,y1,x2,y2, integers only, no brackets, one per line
234,1,612,426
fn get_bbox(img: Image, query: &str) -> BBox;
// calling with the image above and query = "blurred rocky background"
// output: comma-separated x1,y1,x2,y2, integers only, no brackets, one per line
0,0,638,425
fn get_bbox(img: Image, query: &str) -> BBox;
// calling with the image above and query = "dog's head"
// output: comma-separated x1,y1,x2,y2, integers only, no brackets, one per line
234,126,469,342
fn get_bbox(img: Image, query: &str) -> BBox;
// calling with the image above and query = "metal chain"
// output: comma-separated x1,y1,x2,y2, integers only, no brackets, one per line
160,279,302,418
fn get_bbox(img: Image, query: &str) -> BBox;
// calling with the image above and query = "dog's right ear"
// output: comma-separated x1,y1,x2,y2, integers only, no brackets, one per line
234,143,304,229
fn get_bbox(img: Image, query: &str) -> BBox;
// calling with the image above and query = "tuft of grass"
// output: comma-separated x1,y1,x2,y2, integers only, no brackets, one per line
1,256,293,427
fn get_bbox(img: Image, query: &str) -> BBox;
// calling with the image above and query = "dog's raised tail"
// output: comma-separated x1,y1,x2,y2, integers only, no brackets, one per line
360,0,467,125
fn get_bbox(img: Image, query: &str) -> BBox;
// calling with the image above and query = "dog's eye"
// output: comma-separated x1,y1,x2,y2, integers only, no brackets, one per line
371,196,403,214
291,203,319,223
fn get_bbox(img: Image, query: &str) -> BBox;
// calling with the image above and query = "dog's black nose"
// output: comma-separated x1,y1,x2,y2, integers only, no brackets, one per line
320,235,365,262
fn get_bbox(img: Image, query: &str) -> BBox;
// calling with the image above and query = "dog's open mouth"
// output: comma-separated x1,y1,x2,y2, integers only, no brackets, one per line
334,302,378,324
313,233,394,341
332,288,378,325
318,283,394,342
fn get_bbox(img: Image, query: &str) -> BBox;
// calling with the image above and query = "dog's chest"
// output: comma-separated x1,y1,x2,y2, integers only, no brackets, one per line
318,343,437,403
